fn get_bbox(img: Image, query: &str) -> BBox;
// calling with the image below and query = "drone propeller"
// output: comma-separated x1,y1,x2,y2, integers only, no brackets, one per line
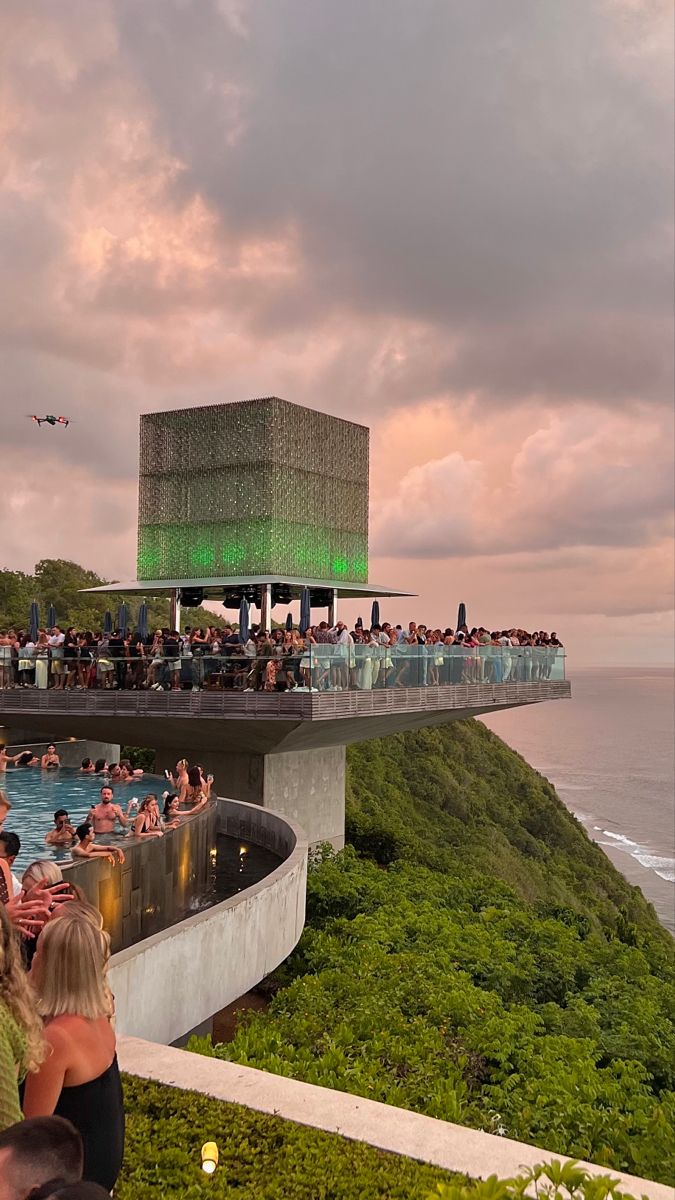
26,414,71,427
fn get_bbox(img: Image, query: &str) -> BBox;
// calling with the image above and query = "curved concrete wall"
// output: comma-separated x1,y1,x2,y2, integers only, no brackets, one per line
62,799,217,954
109,798,308,1045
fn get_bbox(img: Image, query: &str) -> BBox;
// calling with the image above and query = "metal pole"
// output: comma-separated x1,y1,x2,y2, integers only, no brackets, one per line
328,588,338,627
260,583,272,634
169,588,181,632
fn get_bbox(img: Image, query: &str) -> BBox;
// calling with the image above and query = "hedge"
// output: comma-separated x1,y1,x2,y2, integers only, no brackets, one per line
120,1076,645,1199
118,1074,462,1198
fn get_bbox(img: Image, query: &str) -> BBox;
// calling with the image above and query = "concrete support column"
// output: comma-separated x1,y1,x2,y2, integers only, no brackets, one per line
328,588,338,627
166,745,346,850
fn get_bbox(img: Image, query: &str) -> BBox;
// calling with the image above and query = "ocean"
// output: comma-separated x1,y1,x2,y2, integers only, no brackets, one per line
480,667,674,933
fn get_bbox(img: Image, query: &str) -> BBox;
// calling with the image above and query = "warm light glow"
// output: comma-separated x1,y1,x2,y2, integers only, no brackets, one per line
201,1142,218,1174
239,845,248,856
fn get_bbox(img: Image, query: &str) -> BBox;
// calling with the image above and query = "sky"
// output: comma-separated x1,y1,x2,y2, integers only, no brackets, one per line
1,0,673,666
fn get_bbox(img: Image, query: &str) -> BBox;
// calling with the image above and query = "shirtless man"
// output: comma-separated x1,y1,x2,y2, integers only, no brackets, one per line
72,823,125,864
89,785,133,834
0,748,22,773
45,808,76,847
41,744,60,770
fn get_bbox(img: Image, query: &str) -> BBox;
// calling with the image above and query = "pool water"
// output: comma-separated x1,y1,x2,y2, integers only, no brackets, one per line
1,767,136,870
0,769,282,900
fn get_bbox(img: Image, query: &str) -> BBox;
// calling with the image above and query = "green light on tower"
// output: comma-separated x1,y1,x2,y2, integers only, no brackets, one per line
137,398,369,583
190,542,216,570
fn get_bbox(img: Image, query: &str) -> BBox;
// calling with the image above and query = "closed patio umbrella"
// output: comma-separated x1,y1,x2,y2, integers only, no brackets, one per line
137,601,149,642
370,600,380,628
29,601,40,641
356,616,363,628
238,597,250,644
285,612,293,632
299,587,311,634
456,602,467,631
103,610,113,635
47,603,57,630
117,602,129,636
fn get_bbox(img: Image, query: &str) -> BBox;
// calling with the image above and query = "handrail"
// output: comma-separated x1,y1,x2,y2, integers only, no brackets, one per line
0,645,565,693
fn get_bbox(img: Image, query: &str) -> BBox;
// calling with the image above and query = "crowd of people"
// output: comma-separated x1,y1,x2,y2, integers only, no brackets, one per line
0,622,564,693
0,755,216,1194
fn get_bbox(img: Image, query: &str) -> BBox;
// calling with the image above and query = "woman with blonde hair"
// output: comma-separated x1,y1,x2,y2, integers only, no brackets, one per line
23,905,125,1192
132,794,164,838
0,902,45,1129
21,860,63,892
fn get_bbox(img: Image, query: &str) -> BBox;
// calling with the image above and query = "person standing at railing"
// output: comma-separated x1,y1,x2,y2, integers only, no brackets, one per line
126,629,144,689
47,628,65,692
332,622,353,691
145,631,163,688
34,633,49,691
63,629,79,691
17,635,35,688
0,632,14,690
497,631,512,681
312,621,336,691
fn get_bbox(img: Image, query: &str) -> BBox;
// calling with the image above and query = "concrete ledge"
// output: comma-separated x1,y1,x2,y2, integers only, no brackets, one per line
63,800,217,954
117,1038,670,1199
0,681,570,755
5,737,119,768
110,800,308,1044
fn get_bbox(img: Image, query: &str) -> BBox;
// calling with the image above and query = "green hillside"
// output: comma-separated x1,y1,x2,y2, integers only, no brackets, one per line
192,720,675,1185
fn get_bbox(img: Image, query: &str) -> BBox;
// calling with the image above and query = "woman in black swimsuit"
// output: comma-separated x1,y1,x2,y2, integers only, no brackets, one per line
23,904,125,1193
133,794,163,838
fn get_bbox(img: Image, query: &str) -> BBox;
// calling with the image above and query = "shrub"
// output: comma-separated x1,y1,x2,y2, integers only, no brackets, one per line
120,1074,461,1198
192,722,675,1184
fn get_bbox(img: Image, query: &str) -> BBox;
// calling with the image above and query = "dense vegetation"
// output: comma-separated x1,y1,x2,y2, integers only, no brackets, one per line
120,1074,460,1198
121,1077,644,1200
191,721,675,1184
0,559,217,632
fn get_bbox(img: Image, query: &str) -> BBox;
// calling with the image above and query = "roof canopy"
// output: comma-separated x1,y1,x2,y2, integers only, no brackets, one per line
80,574,415,601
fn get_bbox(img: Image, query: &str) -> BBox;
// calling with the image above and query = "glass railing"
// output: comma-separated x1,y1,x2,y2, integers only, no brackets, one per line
0,645,565,692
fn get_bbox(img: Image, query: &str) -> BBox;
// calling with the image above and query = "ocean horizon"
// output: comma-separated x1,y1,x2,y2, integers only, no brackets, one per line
481,666,674,933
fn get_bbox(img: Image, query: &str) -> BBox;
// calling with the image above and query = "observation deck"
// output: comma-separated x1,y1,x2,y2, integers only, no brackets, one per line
0,646,569,847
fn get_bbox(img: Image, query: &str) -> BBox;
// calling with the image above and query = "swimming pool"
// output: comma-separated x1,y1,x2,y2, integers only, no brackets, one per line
1,767,167,871
1,767,283,913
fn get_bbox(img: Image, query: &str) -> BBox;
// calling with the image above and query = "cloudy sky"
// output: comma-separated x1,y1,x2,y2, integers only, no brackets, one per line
2,0,673,664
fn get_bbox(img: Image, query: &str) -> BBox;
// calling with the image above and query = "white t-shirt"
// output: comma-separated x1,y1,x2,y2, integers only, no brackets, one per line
11,872,21,897
48,633,65,657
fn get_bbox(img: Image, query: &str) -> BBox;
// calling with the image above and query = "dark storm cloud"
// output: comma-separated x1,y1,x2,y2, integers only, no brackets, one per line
116,0,673,406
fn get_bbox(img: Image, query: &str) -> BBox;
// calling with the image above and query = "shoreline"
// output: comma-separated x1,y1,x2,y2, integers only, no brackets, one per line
581,819,674,934
479,668,674,938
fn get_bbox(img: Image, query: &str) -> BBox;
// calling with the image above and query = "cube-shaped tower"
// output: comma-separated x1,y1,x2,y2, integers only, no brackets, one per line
137,397,369,582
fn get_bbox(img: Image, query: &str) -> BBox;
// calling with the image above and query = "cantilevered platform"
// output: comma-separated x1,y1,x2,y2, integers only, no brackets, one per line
0,680,570,847
0,679,569,753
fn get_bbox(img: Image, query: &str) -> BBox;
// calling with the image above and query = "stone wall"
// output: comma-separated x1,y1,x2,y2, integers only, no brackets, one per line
62,803,217,954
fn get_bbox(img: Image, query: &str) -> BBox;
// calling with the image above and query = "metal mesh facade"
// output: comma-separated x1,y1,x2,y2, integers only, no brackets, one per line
137,398,369,581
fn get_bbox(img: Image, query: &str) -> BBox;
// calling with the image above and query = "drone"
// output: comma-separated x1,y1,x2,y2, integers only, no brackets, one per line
29,415,71,428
